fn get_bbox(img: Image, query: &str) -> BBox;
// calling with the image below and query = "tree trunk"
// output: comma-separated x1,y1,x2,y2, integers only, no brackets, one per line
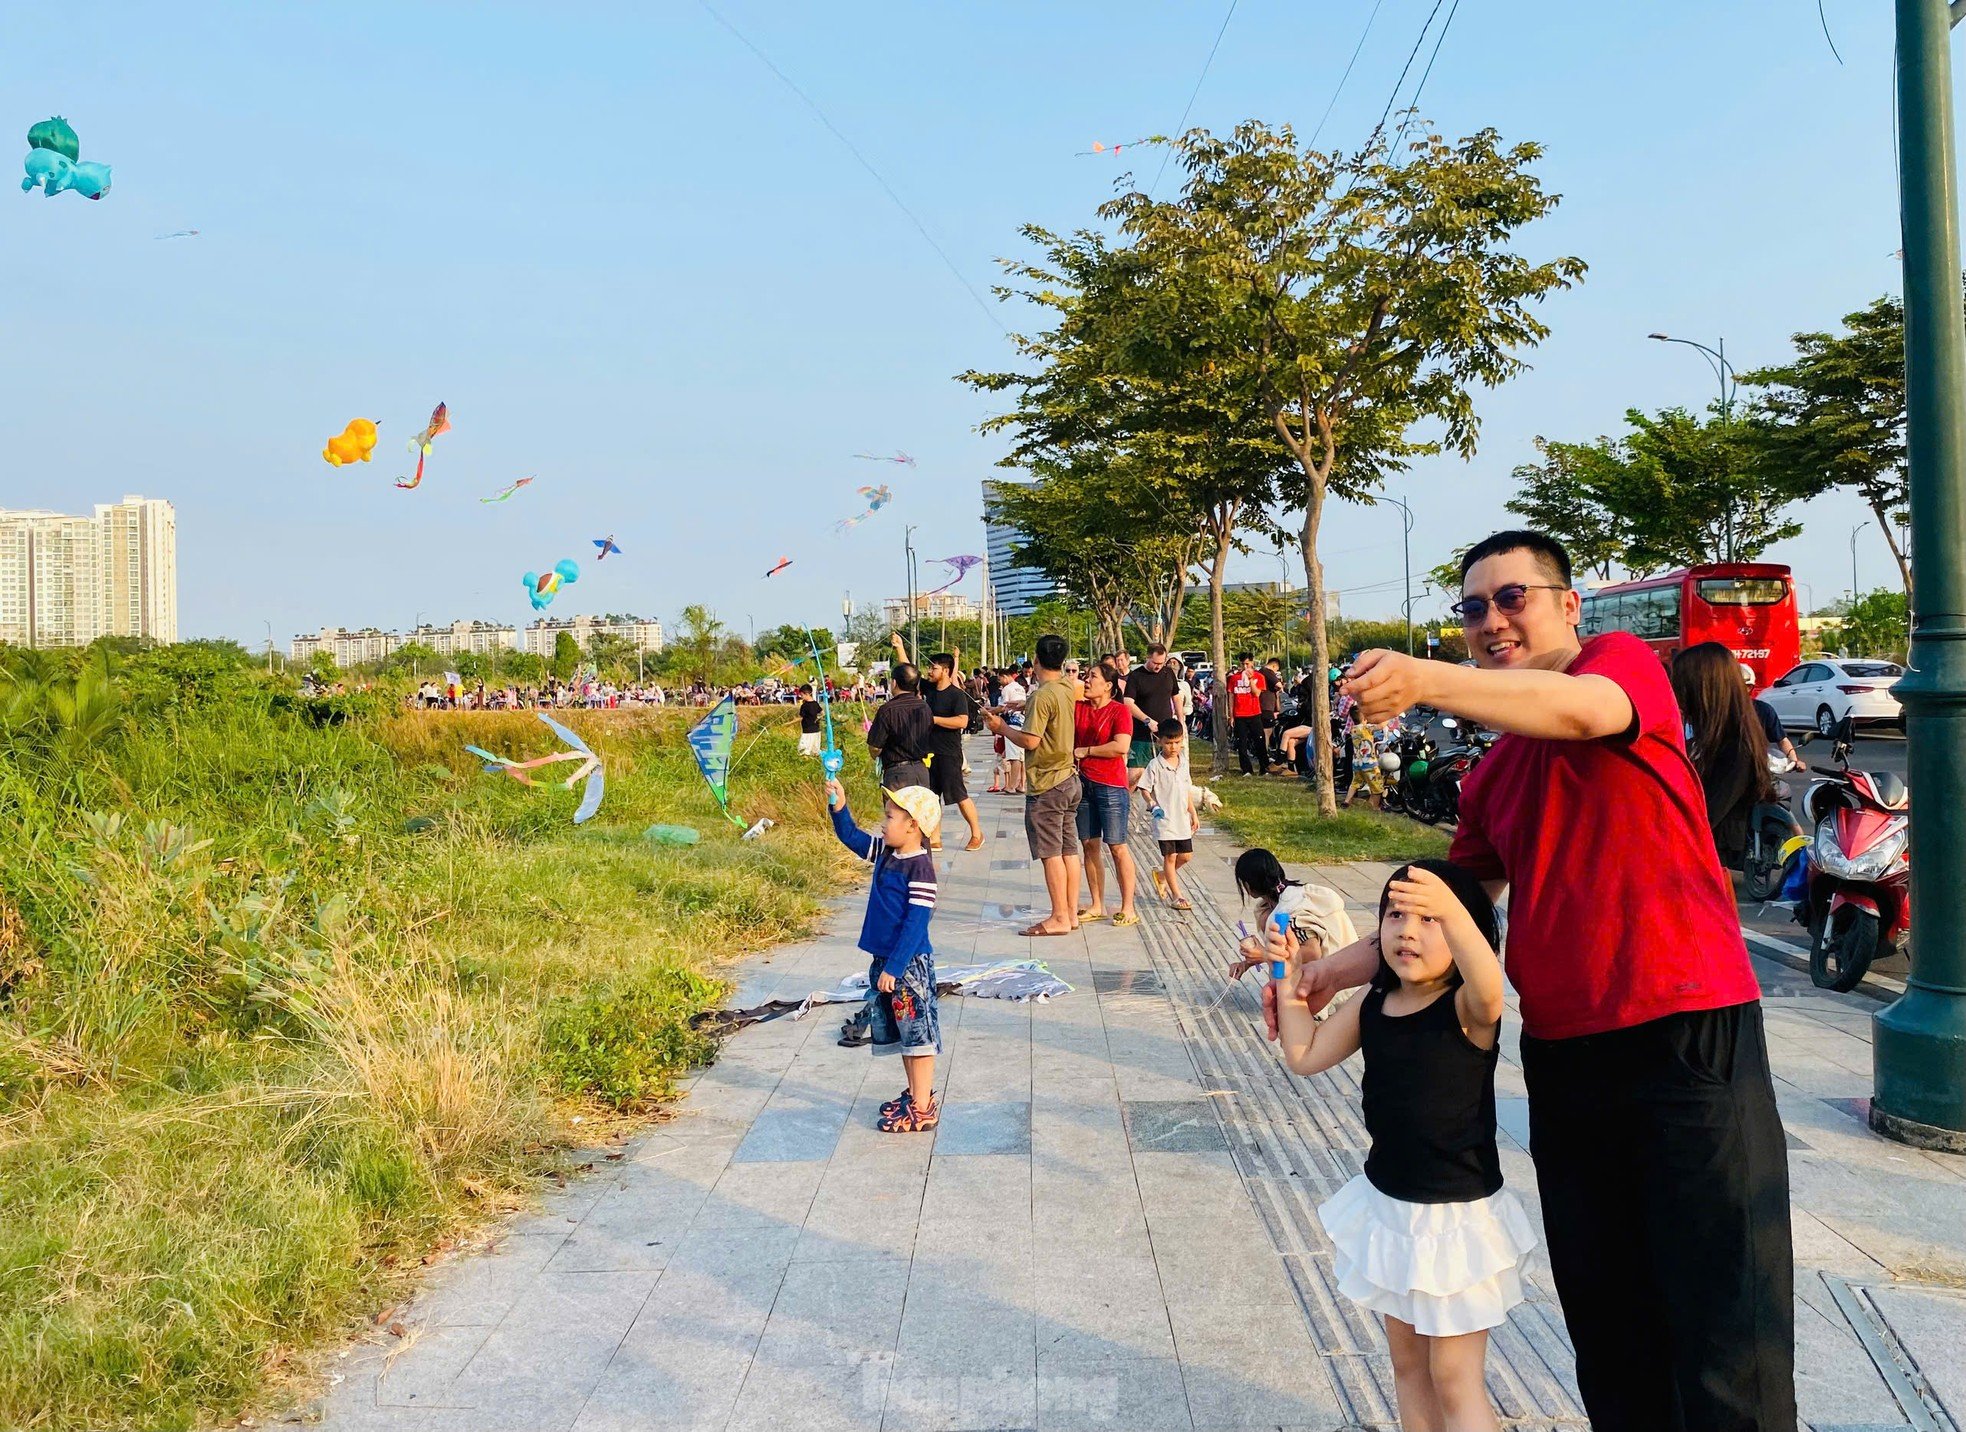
1298,470,1336,816
1873,501,1914,596
1208,527,1234,778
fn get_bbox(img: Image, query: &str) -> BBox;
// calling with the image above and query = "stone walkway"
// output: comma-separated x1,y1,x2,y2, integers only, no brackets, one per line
312,738,1966,1431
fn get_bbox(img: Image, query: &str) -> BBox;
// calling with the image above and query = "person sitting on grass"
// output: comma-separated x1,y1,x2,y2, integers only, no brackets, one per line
1134,719,1198,910
826,777,944,1133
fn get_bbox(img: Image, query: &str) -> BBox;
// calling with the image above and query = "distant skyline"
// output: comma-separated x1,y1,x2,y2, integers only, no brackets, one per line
0,3,1939,644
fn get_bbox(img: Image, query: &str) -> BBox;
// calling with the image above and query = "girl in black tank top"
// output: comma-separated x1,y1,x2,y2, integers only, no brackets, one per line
1268,859,1537,1431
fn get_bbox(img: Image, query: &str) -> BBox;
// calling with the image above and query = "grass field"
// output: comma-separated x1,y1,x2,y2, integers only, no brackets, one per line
1194,757,1452,866
0,651,874,1431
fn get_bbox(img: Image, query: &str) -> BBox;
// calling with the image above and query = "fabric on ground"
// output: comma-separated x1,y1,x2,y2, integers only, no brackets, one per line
791,958,1073,1017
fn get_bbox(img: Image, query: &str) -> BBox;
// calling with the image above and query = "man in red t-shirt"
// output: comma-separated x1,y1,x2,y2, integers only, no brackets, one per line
1227,653,1268,775
1274,531,1793,1431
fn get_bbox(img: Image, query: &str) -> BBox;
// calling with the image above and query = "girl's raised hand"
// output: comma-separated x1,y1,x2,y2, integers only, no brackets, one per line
1386,866,1466,929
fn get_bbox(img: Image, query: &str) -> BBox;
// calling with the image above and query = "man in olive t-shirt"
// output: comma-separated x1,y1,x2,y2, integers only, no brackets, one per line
983,633,1081,935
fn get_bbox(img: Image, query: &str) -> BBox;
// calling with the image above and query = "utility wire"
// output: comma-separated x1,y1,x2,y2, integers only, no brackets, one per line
1389,0,1461,153
1309,0,1388,149
1374,0,1447,139
695,0,1007,335
1150,0,1240,196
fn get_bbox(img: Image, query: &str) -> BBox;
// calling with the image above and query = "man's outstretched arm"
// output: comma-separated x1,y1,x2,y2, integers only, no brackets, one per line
1344,650,1633,742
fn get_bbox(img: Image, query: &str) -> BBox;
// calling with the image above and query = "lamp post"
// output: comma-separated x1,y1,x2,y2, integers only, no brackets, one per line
1850,524,1865,608
903,526,920,661
1275,546,1293,669
1647,332,1737,417
1382,494,1416,655
1874,0,1966,1151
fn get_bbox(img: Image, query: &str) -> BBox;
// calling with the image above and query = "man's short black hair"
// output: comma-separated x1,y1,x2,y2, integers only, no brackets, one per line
1459,530,1572,587
1155,719,1183,740
1034,634,1068,672
893,662,920,693
1235,651,1253,663
928,652,955,672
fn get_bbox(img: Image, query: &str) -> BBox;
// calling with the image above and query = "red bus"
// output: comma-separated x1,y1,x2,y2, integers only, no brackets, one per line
1577,563,1800,692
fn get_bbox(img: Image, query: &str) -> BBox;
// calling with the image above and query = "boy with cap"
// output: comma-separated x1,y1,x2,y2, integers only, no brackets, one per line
826,777,944,1132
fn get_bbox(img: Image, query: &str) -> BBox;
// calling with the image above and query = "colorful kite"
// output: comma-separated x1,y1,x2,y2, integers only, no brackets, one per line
323,418,379,466
1078,138,1148,156
465,713,604,825
22,116,111,200
396,402,450,490
853,451,916,467
921,554,982,596
523,558,580,611
593,535,621,560
834,484,893,533
763,556,793,578
481,476,533,504
686,696,749,828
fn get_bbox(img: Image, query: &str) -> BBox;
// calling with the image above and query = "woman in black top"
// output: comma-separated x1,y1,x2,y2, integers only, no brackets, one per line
1269,859,1536,1430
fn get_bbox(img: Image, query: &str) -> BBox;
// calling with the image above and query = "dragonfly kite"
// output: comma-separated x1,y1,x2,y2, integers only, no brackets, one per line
466,713,605,825
853,450,916,467
481,476,533,504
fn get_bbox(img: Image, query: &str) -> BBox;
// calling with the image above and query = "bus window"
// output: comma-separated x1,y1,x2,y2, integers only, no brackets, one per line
1696,577,1787,606
1630,586,1680,640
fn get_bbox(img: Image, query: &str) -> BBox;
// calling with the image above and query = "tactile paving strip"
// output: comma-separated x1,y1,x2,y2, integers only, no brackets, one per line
1126,803,1588,1426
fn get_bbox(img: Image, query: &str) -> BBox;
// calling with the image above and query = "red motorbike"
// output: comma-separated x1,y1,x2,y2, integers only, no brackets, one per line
1797,721,1909,992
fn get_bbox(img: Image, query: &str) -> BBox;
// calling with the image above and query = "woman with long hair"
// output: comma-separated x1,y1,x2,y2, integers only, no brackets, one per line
1669,641,1775,866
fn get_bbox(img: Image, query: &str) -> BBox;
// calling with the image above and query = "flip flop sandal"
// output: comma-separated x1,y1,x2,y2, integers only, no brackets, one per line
1172,897,1193,911
1020,923,1072,937
1151,870,1170,899
1112,912,1141,927
1076,910,1108,923
838,1008,872,1047
879,1089,913,1119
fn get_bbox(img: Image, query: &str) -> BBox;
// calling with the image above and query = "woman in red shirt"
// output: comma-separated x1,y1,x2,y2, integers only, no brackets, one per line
1074,661,1139,925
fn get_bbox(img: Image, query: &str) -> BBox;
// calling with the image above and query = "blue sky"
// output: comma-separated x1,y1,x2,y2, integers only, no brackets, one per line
0,2,1932,647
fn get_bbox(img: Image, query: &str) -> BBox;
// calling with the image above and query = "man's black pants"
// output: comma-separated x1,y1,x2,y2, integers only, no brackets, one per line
1233,715,1266,773
1521,1001,1795,1432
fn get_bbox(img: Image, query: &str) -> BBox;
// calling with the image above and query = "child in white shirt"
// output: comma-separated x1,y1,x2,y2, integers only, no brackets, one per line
1134,720,1199,910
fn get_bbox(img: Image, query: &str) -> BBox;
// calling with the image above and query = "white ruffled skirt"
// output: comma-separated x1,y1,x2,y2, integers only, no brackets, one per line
1317,1174,1538,1337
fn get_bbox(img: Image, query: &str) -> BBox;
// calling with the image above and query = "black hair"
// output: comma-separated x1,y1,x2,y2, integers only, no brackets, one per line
1233,848,1300,906
1457,529,1572,586
1089,659,1120,690
1235,651,1253,663
1370,859,1501,993
1155,718,1183,740
928,652,955,671
1034,633,1068,671
893,662,920,693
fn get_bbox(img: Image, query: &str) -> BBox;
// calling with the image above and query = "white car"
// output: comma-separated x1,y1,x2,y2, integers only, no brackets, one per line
1761,658,1905,736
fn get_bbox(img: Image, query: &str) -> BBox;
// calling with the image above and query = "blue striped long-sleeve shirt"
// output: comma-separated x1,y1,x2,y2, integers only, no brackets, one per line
830,804,936,980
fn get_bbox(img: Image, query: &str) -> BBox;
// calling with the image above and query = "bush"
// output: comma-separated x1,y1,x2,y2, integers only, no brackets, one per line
540,968,725,1110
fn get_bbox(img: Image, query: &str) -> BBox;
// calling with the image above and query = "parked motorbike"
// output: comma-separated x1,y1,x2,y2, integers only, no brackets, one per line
1383,720,1467,825
1795,718,1909,992
1741,756,1807,901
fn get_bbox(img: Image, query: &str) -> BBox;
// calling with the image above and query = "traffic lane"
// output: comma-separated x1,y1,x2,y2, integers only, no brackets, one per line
1740,731,1909,988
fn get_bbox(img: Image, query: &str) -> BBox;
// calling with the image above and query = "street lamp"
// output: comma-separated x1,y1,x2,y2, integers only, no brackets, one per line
1381,493,1416,655
1850,524,1865,607
1647,332,1738,417
1873,0,1966,1151
903,526,920,661
1275,546,1293,669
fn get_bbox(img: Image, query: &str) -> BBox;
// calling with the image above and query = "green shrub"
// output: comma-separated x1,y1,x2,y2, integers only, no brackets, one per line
541,968,726,1110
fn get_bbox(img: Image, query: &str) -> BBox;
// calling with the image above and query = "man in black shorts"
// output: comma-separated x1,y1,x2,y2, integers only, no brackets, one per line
925,653,983,851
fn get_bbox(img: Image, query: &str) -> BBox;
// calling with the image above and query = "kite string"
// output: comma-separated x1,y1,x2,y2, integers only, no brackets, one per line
694,0,1007,336
1149,0,1240,198
1309,0,1387,150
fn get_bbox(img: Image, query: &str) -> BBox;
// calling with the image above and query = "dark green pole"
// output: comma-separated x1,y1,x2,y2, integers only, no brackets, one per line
1873,0,1966,1151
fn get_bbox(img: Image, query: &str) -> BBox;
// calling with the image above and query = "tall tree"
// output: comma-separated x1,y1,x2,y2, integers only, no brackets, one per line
1114,120,1583,810
1504,438,1635,580
1741,295,1916,593
673,604,727,687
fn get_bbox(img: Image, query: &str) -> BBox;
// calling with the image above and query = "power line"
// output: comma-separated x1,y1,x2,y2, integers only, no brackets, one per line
1150,0,1240,196
1374,0,1447,139
1309,0,1388,149
695,0,1006,335
1390,0,1461,152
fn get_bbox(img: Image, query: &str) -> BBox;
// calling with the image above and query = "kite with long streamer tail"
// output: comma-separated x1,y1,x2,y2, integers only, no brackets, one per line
466,713,605,824
921,554,982,597
853,450,916,467
396,402,450,489
834,484,892,533
481,476,533,504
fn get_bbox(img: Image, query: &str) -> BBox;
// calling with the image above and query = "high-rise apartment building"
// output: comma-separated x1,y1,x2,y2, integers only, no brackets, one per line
982,479,1056,617
0,496,175,648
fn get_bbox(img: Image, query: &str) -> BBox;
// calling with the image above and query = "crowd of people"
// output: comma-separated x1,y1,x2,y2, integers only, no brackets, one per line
835,529,1795,1431
397,673,885,712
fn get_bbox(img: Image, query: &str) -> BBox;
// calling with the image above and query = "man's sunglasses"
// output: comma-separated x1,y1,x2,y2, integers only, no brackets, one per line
1449,583,1569,622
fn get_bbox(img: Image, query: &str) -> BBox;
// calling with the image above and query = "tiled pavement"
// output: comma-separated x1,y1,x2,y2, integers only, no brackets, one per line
312,738,1966,1431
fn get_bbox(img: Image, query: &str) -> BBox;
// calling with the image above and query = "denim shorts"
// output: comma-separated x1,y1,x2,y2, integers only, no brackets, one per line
1075,779,1130,846
868,955,940,1057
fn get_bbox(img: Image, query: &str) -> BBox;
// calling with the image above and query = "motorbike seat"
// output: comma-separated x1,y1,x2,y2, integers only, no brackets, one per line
1868,771,1909,810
